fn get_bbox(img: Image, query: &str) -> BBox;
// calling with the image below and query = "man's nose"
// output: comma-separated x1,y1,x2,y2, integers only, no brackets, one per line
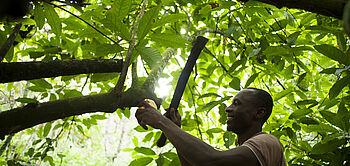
225,106,232,113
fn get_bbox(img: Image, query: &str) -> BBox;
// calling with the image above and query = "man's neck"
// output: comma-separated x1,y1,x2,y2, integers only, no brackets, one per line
237,126,262,145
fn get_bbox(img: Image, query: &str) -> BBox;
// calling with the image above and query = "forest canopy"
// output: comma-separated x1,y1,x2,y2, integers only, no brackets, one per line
0,0,349,165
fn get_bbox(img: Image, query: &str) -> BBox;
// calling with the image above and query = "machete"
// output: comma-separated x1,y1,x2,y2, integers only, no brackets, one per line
156,36,208,147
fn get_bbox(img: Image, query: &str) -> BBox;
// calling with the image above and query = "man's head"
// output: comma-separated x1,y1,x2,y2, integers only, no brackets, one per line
225,88,273,134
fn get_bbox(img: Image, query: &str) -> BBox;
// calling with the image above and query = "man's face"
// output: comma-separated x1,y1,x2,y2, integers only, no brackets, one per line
225,89,258,134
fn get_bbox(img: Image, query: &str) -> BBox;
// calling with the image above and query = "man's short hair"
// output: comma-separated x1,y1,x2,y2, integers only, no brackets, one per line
246,88,273,123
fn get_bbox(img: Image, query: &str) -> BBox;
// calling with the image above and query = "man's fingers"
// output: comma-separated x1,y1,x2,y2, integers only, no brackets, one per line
135,110,149,130
140,121,148,130
138,99,157,109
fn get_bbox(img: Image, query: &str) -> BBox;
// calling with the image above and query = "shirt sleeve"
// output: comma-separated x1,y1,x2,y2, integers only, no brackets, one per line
242,133,287,166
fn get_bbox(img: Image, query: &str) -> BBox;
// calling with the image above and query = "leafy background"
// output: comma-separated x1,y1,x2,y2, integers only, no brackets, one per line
0,0,350,165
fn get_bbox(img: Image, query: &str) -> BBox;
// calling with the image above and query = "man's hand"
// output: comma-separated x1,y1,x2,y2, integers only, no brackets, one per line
135,99,164,130
165,108,181,127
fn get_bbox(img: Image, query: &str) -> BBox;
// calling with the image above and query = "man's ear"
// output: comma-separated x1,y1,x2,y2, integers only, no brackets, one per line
255,107,266,120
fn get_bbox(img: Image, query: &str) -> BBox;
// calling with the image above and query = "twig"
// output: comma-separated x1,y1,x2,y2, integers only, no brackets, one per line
204,47,233,78
113,0,147,94
47,2,119,45
131,62,138,88
188,85,203,140
0,23,22,62
80,74,90,93
180,6,191,36
276,78,286,90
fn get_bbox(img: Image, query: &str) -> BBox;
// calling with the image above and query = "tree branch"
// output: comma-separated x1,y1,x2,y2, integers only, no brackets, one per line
0,59,122,83
240,0,347,19
0,23,22,62
0,88,161,140
113,0,147,94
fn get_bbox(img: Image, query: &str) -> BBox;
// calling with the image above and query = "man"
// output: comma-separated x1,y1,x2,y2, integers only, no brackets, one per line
135,88,287,166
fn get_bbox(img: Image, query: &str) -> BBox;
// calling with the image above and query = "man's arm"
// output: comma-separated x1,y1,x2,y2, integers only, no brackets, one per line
135,102,259,166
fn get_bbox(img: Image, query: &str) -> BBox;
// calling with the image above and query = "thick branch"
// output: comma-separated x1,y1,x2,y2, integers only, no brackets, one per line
0,23,22,62
0,88,161,139
0,59,122,83
241,0,347,19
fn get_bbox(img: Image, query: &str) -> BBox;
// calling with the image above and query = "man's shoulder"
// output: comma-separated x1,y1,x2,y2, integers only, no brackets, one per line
244,132,282,147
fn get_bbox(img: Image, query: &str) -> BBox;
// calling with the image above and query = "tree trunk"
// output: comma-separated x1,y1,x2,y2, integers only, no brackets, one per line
0,59,123,83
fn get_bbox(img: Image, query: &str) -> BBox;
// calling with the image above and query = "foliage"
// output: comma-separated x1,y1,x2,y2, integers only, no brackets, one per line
0,0,350,165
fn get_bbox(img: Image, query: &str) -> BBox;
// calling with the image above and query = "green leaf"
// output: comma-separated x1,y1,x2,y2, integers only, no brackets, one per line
286,31,301,45
314,44,350,65
28,51,45,59
320,110,346,130
155,14,187,27
91,73,119,82
138,47,162,69
26,148,35,157
263,46,289,56
103,11,131,41
156,155,165,166
223,131,235,148
300,13,316,27
28,86,47,92
137,5,161,40
311,138,346,154
63,89,82,98
29,79,52,89
285,127,297,142
206,128,224,139
150,33,189,48
122,108,131,118
271,19,288,31
263,123,281,131
142,132,154,142
228,60,244,73
218,104,227,124
15,97,38,104
299,117,319,125
244,73,259,88
43,122,52,137
199,96,232,113
4,45,14,62
329,75,350,99
320,67,338,74
90,114,107,120
303,124,338,133
296,100,318,107
274,88,292,101
43,3,62,36
289,109,313,119
34,2,45,29
199,93,222,99
129,157,153,166
134,126,153,132
113,0,131,20
229,77,241,90
225,26,242,40
134,147,156,155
